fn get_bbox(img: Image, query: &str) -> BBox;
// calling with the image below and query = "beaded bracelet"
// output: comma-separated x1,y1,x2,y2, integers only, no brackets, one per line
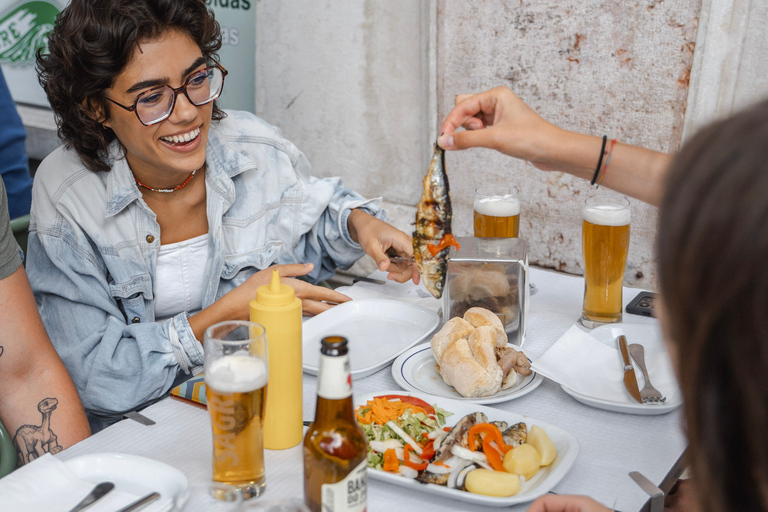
590,135,608,186
596,138,617,187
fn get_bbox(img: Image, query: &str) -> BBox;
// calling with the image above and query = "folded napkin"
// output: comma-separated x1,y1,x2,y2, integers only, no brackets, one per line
531,325,679,404
0,453,164,512
171,374,207,407
334,270,441,314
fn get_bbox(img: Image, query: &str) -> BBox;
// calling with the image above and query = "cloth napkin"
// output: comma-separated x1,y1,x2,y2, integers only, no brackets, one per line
0,453,164,512
334,270,441,314
531,324,679,403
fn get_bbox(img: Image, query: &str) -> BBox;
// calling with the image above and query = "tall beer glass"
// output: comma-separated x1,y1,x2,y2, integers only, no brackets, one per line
581,197,631,328
204,321,268,500
474,186,521,238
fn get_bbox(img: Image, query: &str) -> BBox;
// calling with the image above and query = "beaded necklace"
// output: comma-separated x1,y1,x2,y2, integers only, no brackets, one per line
134,168,197,193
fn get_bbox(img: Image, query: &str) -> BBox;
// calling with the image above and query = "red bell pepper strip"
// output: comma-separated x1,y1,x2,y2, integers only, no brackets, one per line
420,440,435,461
427,233,461,256
403,445,428,471
483,438,505,472
374,394,436,418
382,448,399,472
468,423,513,455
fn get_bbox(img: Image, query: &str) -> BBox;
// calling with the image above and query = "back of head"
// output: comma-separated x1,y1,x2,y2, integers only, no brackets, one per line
37,0,223,173
659,99,768,512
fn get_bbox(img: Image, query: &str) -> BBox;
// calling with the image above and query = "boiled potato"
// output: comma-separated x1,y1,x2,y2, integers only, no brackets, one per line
528,425,557,466
465,469,521,497
503,443,542,480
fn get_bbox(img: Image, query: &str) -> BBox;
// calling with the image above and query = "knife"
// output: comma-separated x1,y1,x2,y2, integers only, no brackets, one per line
617,335,643,404
115,492,161,512
68,482,115,512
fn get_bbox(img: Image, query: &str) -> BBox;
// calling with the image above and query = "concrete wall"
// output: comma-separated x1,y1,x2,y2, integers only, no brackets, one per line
437,0,701,290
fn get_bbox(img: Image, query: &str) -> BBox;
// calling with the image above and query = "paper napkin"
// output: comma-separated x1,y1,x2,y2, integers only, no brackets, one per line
0,453,169,512
531,324,679,403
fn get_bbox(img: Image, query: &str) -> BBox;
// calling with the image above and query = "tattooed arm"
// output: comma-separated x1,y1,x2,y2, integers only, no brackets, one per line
0,265,91,465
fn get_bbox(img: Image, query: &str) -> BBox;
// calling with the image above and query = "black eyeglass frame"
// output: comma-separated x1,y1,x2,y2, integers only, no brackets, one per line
105,63,228,126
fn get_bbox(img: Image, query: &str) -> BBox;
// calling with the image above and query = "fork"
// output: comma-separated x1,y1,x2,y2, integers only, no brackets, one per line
628,343,666,403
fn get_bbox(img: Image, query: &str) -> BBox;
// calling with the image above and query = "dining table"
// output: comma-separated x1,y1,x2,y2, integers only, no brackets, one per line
55,267,687,512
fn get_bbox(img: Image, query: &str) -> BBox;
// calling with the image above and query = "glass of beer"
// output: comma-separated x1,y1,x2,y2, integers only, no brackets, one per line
474,185,521,238
581,196,631,328
204,321,269,501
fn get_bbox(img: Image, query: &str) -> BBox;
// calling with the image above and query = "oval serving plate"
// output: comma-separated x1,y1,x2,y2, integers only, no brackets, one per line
357,390,579,507
303,299,440,379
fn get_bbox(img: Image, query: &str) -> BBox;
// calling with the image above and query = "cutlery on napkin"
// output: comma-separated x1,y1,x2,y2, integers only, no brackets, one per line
0,453,165,512
530,325,679,403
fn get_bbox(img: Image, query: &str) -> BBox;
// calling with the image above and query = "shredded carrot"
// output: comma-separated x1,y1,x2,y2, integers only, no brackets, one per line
354,397,427,425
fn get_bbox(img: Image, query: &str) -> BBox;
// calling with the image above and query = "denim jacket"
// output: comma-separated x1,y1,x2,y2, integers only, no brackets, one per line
27,110,382,423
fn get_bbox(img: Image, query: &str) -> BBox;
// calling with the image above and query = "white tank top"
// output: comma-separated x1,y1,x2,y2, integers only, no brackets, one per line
154,233,210,321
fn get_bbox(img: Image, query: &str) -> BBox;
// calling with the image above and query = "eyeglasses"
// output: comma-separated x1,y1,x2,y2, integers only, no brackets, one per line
106,64,228,126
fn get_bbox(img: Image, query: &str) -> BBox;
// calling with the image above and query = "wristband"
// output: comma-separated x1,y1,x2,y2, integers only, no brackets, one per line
590,136,608,185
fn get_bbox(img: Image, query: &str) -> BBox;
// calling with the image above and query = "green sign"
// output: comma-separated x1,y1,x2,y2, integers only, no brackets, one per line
0,0,255,110
0,0,58,64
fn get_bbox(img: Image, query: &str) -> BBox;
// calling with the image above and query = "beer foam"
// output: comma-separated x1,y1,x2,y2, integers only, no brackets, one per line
474,194,521,217
583,204,631,226
205,355,268,393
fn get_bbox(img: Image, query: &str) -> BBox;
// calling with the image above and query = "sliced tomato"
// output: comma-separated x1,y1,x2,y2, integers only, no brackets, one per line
374,394,436,417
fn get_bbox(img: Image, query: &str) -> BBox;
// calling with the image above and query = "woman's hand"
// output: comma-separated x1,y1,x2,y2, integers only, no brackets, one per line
436,86,563,171
347,209,419,284
527,495,613,512
190,263,351,340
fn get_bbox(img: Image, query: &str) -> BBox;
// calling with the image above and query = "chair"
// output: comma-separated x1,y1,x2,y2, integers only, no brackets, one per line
0,419,17,478
10,214,29,262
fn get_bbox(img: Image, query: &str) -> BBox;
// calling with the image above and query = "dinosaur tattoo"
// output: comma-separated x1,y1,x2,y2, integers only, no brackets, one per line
13,397,63,465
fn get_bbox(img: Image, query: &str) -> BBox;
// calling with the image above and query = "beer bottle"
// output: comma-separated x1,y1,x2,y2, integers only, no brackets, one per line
303,336,368,512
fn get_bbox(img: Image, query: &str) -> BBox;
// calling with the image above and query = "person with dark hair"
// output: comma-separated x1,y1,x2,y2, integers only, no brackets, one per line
439,88,768,511
0,177,90,465
29,0,416,429
0,69,33,219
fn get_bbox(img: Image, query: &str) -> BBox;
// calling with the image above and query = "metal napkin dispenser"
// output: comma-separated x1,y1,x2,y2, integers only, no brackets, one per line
443,237,529,346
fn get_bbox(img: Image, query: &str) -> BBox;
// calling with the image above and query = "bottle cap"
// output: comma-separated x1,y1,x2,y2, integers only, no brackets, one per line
320,336,348,356
255,269,296,307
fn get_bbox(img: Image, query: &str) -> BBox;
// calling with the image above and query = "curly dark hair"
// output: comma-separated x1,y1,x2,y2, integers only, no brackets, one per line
37,0,225,173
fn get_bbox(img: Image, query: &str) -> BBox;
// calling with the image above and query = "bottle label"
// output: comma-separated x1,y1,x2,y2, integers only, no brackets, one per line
320,459,367,512
317,354,352,400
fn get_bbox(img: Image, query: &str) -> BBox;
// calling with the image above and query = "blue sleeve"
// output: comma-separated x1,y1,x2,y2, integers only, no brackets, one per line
275,141,384,283
26,228,203,419
0,69,32,219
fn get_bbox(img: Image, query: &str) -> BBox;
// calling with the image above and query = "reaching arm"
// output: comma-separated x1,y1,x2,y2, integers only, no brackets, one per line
0,265,90,465
437,86,672,206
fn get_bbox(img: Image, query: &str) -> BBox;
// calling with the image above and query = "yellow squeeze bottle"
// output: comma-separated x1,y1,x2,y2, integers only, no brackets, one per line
250,269,303,449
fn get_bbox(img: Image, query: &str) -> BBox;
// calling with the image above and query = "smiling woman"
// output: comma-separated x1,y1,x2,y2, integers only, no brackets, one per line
29,0,418,430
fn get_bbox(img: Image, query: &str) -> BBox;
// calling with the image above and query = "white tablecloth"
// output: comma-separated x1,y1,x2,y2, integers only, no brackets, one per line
57,268,685,512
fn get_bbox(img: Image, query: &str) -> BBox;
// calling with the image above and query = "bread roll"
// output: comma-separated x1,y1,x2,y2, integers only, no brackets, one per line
463,307,507,348
439,336,502,398
431,317,475,372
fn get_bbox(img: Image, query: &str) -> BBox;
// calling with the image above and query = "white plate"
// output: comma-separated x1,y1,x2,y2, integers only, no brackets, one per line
64,453,187,512
391,343,543,404
357,390,579,507
303,299,440,378
561,323,683,415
